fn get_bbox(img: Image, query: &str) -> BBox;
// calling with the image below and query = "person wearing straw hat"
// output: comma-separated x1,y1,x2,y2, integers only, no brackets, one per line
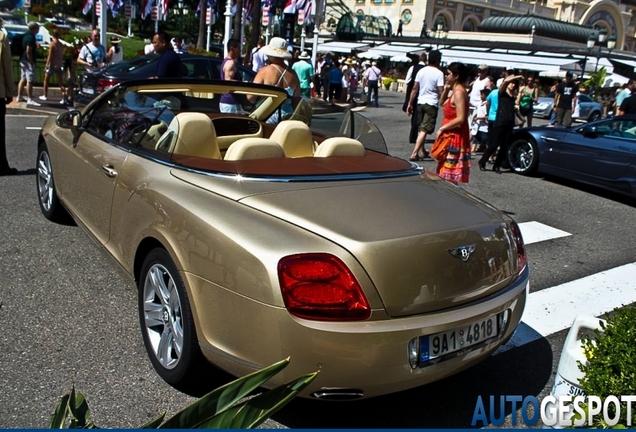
108,36,124,65
292,50,313,98
251,37,301,124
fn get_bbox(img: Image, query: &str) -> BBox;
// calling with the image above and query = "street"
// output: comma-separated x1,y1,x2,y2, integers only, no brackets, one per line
0,89,635,428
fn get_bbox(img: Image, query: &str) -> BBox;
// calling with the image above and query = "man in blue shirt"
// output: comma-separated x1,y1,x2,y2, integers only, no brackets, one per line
152,31,182,78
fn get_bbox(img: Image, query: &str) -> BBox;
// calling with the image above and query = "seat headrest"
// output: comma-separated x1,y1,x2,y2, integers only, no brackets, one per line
314,137,366,157
169,112,221,159
224,138,285,160
269,120,315,158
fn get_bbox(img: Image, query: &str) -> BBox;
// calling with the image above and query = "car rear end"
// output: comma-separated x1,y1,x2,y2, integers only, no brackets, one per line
74,55,158,109
174,172,529,399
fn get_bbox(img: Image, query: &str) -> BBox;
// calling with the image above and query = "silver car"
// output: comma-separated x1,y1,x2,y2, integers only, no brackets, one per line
533,93,603,122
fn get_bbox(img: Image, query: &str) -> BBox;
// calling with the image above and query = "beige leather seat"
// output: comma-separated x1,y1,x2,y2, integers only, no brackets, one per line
224,138,285,161
314,137,366,157
269,120,315,158
157,112,221,159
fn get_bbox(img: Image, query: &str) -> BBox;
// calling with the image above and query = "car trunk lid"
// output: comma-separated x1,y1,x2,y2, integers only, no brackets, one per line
231,175,519,317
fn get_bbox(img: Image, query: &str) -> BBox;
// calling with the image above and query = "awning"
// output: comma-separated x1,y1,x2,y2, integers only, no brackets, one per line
363,43,427,58
604,73,630,87
439,48,576,74
316,41,370,54
611,59,636,73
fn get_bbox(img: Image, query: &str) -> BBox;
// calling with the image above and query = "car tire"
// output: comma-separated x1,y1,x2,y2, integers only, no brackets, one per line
36,141,69,223
588,111,601,122
138,248,205,388
508,137,539,175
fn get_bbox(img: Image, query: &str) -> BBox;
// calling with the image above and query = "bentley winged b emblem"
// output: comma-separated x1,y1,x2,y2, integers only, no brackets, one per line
448,244,476,262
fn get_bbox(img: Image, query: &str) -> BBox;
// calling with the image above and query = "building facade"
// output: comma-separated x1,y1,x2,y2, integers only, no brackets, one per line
332,0,636,51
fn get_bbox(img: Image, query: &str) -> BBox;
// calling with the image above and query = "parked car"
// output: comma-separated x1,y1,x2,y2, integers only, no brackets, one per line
508,114,636,198
74,54,256,109
533,93,603,122
37,79,528,400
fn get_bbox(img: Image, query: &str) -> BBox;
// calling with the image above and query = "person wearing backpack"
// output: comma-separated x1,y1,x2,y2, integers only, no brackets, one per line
16,22,41,106
517,74,538,127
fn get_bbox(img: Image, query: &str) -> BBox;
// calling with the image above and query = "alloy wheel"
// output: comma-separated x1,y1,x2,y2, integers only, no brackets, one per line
508,140,535,173
142,263,184,370
37,151,54,212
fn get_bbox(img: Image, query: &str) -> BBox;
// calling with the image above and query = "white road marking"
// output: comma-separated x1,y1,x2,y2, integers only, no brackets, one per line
495,262,636,354
518,221,572,245
25,127,42,130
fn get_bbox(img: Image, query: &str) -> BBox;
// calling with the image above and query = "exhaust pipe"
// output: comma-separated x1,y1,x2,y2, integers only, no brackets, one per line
310,389,364,400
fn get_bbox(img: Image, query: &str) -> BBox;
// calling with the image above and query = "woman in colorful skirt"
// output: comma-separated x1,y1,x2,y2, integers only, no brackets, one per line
435,62,471,184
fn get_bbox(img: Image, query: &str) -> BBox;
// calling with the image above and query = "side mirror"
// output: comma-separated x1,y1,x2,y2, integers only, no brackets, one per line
580,125,598,137
56,111,82,129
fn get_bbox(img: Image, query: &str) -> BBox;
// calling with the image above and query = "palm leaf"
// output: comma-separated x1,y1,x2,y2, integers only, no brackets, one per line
49,393,70,429
140,412,166,428
159,357,291,429
197,371,319,429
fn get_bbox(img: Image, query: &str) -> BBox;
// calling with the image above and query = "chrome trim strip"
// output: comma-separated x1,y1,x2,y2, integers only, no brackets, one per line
540,135,560,142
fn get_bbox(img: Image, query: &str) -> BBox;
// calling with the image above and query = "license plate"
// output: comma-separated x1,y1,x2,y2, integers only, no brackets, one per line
81,87,94,95
419,314,501,364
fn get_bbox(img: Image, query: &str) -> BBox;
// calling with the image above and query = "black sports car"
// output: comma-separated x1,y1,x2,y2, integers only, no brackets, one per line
74,54,256,109
507,115,636,198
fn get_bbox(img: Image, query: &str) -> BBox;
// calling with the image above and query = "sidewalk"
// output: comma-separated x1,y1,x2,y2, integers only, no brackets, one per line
8,86,68,115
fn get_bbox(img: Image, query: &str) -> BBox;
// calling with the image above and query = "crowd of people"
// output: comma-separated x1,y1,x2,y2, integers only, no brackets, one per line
3,28,636,180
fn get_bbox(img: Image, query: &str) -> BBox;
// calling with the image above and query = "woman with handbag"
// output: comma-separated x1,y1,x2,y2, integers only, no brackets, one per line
478,73,525,174
432,62,471,184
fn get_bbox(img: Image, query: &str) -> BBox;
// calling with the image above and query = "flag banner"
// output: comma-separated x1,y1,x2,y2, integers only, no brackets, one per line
82,0,93,15
282,0,295,14
296,0,311,23
282,12,295,46
141,0,153,18
108,0,124,16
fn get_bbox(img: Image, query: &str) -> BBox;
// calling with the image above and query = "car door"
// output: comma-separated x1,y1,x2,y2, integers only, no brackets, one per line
54,89,155,244
557,118,636,180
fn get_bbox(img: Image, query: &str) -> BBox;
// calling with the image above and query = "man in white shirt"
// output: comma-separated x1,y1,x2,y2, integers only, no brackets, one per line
363,61,382,107
406,50,444,161
402,53,427,144
77,30,108,72
469,64,492,121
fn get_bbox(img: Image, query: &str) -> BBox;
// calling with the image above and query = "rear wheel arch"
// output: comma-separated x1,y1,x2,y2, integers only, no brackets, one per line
134,237,168,286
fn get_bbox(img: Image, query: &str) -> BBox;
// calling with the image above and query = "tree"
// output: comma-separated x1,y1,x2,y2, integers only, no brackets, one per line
584,66,607,101
197,0,207,49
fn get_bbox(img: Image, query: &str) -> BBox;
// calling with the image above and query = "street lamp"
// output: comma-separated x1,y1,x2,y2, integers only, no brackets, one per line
587,28,617,74
177,0,186,39
432,17,448,50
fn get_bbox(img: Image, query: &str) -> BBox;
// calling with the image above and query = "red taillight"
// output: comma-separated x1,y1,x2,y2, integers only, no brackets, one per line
510,221,527,275
97,78,120,93
278,253,371,321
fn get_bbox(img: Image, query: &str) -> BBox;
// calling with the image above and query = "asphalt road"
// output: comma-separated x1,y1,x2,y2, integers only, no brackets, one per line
1,90,635,428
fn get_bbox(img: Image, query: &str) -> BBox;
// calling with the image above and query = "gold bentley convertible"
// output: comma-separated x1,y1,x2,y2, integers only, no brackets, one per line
36,80,528,400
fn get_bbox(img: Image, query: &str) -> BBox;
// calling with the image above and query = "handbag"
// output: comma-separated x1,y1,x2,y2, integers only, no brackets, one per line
430,132,452,162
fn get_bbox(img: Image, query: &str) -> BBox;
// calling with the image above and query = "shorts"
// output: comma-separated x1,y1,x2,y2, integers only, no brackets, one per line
20,61,35,82
417,104,438,134
45,66,64,75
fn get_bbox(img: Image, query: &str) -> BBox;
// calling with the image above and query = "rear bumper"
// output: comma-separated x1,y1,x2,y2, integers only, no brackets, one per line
190,266,529,399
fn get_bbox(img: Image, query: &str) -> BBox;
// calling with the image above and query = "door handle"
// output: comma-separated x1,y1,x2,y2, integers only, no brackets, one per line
101,165,117,178
618,145,634,152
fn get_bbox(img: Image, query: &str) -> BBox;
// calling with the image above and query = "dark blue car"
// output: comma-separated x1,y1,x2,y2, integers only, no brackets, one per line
508,115,636,198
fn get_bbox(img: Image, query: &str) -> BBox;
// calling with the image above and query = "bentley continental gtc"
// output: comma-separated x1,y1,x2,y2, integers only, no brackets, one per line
36,79,529,399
